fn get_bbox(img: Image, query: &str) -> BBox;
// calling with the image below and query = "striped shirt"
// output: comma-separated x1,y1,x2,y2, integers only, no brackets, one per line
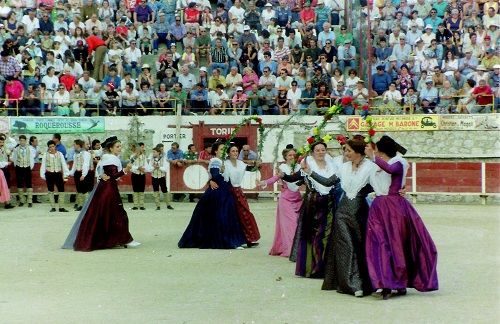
210,46,228,63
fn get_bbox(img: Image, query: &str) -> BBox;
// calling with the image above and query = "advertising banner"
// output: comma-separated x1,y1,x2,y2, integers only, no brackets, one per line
346,115,439,132
10,118,105,133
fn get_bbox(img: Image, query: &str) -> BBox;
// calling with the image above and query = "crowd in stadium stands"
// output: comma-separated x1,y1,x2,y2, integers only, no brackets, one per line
0,0,497,116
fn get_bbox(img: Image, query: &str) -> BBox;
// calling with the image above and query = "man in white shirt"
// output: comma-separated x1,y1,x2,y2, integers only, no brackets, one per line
45,51,65,77
210,84,229,115
287,81,302,115
228,0,246,23
275,69,293,90
123,40,142,77
64,58,84,79
177,66,197,92
22,10,40,35
225,66,243,98
41,67,59,94
121,82,139,116
78,71,97,93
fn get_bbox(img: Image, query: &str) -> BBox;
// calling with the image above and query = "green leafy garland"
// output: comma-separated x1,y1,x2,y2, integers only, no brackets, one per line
221,115,264,168
291,104,344,169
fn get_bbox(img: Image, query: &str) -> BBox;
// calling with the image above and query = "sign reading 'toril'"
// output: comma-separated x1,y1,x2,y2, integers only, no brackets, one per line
10,117,105,133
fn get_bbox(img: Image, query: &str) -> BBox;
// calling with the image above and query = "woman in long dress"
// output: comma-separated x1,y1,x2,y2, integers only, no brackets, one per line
281,141,336,278
365,136,439,299
256,148,302,258
69,137,139,252
226,144,261,246
178,142,246,249
304,135,378,296
0,168,13,208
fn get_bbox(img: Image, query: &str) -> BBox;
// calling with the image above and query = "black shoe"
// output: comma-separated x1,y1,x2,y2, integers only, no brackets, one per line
132,207,139,210
140,207,146,210
74,204,78,209
75,206,82,211
28,203,32,207
32,199,41,203
246,242,259,248
50,208,56,212
156,206,161,210
189,199,195,203
167,205,174,210
18,203,24,207
59,208,69,212
4,204,14,209
396,289,407,296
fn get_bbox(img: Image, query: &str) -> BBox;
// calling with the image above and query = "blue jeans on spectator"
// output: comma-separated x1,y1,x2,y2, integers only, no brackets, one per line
86,103,105,116
153,33,171,51
210,63,228,77
331,13,340,25
316,20,328,33
342,105,354,115
495,97,500,112
250,105,262,115
7,101,19,116
23,76,35,90
340,59,356,72
262,104,279,115
124,62,142,77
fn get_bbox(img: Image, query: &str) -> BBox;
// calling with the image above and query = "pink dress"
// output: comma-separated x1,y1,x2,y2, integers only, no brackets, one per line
0,169,10,203
263,164,303,257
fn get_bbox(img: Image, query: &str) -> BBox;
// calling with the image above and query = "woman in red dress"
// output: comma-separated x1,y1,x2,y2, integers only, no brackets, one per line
225,143,260,247
70,137,140,252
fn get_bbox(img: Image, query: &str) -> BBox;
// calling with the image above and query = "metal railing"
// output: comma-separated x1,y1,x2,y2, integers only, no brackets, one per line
0,97,180,116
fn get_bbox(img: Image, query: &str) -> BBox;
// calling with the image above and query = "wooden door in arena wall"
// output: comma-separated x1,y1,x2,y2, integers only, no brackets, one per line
168,121,271,193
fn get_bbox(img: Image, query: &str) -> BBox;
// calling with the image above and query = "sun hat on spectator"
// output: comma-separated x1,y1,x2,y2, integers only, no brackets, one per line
388,55,397,61
278,86,287,91
425,80,433,84
236,86,243,91
158,12,165,17
199,67,207,72
243,25,250,31
424,24,433,30
476,65,486,71
142,64,150,70
265,2,272,6
492,65,500,69
451,9,459,14
344,39,351,44
399,35,406,39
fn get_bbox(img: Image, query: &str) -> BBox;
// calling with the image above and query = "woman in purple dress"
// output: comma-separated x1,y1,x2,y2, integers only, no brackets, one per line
365,136,439,299
256,147,302,258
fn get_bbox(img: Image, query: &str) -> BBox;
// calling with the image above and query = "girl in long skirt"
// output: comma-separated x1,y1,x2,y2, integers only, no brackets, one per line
365,136,438,299
71,137,140,252
225,143,261,246
256,148,302,257
304,135,378,296
178,142,246,249
281,142,336,278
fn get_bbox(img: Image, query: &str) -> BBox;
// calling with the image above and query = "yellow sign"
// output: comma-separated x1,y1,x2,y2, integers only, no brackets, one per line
439,114,500,131
346,115,439,132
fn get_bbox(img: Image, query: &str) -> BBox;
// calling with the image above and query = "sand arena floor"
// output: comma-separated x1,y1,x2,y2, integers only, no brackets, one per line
0,200,498,323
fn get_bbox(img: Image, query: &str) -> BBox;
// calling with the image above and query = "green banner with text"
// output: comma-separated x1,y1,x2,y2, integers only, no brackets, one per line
10,117,105,134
